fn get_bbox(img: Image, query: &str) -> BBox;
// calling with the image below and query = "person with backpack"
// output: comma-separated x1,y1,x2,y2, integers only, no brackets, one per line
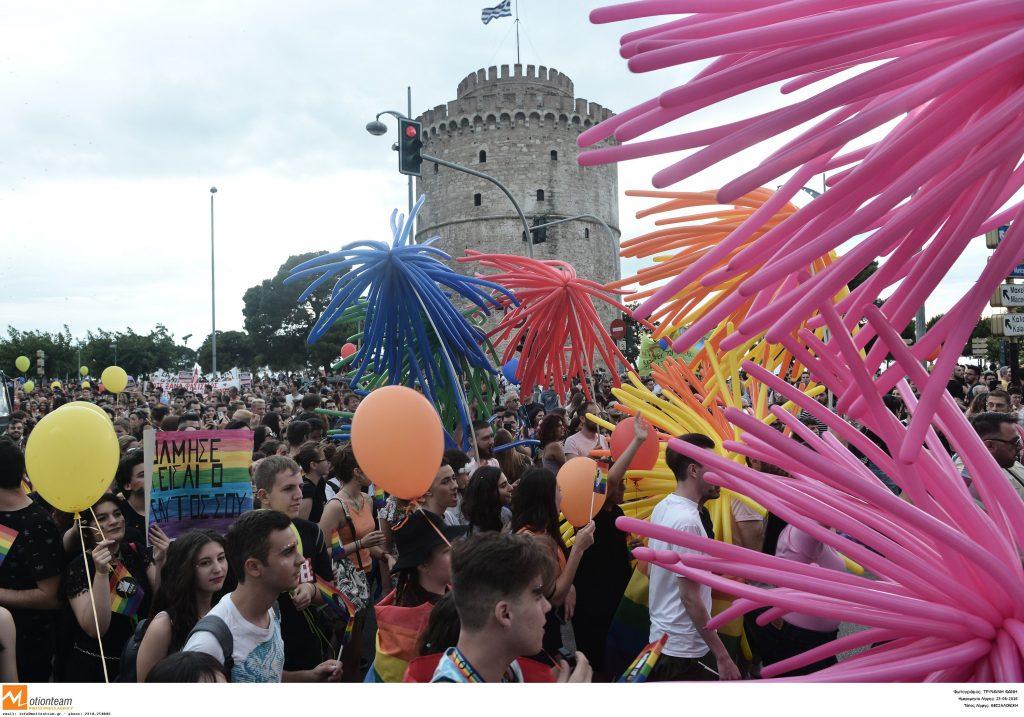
182,509,340,683
129,530,228,682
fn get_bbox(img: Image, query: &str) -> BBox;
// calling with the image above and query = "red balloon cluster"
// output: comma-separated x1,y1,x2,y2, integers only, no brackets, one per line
459,251,640,399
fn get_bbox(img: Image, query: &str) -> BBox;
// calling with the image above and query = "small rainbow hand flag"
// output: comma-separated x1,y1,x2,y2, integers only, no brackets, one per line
330,529,345,560
617,634,668,683
109,562,145,617
593,468,608,495
315,574,356,620
0,524,18,568
372,489,386,512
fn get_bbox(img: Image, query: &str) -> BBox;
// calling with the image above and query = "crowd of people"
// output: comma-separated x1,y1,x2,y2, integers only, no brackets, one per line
0,357,1021,684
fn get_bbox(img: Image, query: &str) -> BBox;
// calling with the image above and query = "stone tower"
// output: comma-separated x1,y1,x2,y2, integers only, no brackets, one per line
414,64,620,326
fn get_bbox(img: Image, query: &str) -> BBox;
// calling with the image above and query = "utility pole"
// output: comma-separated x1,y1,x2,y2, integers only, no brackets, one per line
210,187,218,374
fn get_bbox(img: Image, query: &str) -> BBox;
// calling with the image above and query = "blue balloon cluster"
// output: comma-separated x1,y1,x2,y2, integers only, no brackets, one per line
285,196,516,448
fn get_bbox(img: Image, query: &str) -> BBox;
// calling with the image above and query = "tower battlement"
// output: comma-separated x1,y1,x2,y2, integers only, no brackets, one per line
457,64,574,98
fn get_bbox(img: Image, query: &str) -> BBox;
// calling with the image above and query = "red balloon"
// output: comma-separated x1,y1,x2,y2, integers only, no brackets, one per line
340,343,357,359
610,417,659,472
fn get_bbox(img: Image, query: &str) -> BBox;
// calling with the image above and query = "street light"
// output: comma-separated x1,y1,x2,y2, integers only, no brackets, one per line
366,108,414,220
210,186,218,375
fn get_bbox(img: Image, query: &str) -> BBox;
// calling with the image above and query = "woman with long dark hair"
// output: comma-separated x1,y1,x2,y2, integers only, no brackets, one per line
536,414,568,475
510,468,595,660
135,530,228,682
459,467,512,534
58,494,169,682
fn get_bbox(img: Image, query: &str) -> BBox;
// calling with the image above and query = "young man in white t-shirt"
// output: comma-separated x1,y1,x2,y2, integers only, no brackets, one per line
646,433,741,682
183,509,341,683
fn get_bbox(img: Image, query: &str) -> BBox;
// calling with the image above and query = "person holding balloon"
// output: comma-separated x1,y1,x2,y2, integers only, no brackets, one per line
58,493,169,682
511,468,596,663
572,416,653,681
0,437,63,683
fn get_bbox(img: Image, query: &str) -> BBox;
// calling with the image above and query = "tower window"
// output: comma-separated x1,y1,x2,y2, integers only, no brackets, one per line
536,189,545,201
584,228,590,239
473,193,481,206
550,150,558,161
433,163,439,174
479,150,487,163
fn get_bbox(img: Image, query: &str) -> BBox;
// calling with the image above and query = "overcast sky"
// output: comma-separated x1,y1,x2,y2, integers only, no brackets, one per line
0,1,995,348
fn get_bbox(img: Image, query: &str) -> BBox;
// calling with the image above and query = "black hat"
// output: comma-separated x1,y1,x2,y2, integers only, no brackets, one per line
392,510,467,572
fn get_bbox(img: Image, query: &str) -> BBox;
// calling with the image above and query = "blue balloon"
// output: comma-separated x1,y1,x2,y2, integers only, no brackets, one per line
658,338,670,350
502,357,520,385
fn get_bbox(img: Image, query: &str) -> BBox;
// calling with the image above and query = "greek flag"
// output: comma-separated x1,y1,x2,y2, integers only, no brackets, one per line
482,0,512,24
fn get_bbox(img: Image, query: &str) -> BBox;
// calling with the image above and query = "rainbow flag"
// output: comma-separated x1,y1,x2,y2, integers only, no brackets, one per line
109,562,144,617
314,574,356,647
330,529,345,560
0,525,18,568
604,564,651,677
372,489,387,512
617,634,668,683
594,468,608,495
364,589,434,683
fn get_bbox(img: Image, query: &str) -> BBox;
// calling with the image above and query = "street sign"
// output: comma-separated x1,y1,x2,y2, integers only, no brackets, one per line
992,313,1024,337
972,347,988,358
616,340,627,351
971,338,988,348
992,284,1024,308
609,319,626,341
985,225,1010,249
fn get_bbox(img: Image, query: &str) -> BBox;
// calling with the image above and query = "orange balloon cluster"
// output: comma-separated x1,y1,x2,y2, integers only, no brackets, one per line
611,188,841,370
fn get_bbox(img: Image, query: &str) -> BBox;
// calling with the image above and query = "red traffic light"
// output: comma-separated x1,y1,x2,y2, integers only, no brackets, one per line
405,125,418,138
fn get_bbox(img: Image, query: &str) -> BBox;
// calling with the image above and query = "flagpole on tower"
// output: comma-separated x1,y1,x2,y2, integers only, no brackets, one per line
514,0,520,65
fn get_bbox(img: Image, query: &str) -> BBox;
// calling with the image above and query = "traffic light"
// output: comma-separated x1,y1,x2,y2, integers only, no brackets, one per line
398,118,423,176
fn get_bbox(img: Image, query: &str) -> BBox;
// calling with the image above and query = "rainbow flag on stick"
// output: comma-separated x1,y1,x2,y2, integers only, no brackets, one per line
594,469,608,495
315,575,356,655
109,562,145,617
0,525,18,568
617,634,668,683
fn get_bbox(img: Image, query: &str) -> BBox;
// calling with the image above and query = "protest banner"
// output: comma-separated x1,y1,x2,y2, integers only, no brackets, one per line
144,428,254,539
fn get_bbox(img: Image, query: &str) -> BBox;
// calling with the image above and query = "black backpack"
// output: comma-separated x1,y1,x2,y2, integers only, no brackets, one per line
116,618,153,683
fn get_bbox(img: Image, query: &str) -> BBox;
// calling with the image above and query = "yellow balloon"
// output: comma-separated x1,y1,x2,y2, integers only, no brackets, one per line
22,380,34,393
64,401,109,421
25,405,119,514
50,381,61,390
14,356,29,373
81,381,90,389
80,366,89,377
100,366,128,394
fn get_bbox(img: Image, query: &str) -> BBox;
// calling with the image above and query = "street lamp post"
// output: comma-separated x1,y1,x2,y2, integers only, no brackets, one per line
210,187,218,375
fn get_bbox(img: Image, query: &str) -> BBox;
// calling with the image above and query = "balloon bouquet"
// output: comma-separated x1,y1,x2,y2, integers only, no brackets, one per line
580,0,1024,681
286,197,513,453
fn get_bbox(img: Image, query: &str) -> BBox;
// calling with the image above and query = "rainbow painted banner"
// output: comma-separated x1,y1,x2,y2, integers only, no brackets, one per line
109,561,144,617
144,429,254,539
0,524,17,568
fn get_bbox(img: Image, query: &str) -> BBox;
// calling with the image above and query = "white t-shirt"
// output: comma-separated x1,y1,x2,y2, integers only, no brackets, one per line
183,592,284,683
563,431,608,459
647,494,712,658
465,457,499,477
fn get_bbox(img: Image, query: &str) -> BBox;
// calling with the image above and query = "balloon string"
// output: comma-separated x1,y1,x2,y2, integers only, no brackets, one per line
89,507,108,543
76,515,109,684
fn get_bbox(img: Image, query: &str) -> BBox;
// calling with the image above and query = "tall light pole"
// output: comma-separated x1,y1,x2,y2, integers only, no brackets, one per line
210,187,218,375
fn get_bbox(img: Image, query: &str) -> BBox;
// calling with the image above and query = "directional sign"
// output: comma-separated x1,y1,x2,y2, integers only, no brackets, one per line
992,284,1024,308
971,338,989,348
973,347,989,358
609,319,626,341
997,313,1024,337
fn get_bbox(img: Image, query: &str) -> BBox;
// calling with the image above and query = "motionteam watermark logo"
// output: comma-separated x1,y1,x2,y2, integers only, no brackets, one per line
2,684,73,713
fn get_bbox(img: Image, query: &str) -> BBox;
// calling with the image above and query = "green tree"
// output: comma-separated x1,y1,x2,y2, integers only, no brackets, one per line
242,252,358,370
197,330,255,371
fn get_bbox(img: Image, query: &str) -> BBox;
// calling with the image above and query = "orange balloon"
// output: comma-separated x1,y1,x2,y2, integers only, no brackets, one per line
351,385,443,500
610,417,660,472
556,456,603,527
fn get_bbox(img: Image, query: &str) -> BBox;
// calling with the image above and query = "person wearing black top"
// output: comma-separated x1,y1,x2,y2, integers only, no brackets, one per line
572,416,651,681
113,450,147,545
295,442,329,525
0,438,62,682
58,494,169,682
253,455,339,679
